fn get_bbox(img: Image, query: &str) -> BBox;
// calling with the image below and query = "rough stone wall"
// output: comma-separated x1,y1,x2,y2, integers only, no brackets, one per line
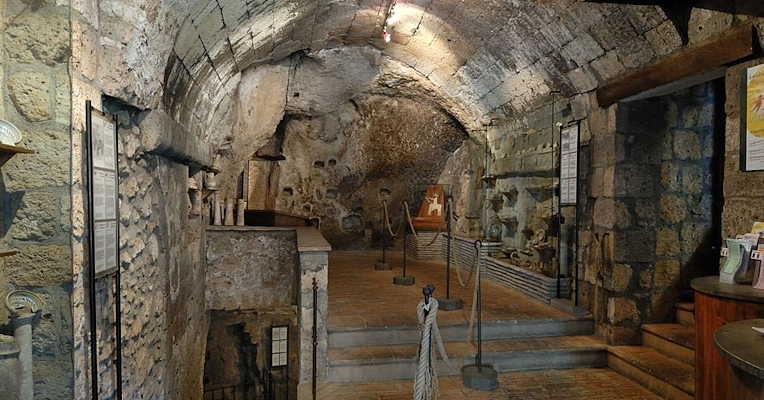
723,58,764,255
230,49,469,249
70,0,213,397
487,96,574,256
597,83,722,344
205,229,298,310
0,0,74,398
205,229,300,398
76,110,210,399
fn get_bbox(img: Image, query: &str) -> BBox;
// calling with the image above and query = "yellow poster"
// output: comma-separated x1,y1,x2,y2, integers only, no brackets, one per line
746,64,764,170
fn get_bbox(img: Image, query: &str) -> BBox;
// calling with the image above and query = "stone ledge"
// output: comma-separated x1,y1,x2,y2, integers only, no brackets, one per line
140,109,213,171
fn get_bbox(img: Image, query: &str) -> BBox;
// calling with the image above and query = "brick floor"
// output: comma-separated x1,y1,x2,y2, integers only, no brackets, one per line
323,251,666,399
317,368,664,399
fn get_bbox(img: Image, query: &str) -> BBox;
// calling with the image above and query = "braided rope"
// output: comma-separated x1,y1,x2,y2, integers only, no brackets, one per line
414,298,450,400
445,197,476,287
382,200,406,237
403,200,443,247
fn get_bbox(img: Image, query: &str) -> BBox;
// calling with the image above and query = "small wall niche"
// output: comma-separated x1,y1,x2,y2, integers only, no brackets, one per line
282,187,293,196
313,161,325,168
325,189,338,199
327,159,337,167
302,203,313,213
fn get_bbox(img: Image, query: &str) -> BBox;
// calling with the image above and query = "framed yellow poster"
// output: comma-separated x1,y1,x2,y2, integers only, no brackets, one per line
741,63,764,171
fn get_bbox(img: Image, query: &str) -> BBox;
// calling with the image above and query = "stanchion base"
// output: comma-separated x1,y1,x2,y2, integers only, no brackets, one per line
374,262,392,270
437,297,463,311
462,365,498,391
393,275,415,285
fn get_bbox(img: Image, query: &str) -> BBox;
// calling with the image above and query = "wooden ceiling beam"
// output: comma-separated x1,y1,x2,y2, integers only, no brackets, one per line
596,23,755,107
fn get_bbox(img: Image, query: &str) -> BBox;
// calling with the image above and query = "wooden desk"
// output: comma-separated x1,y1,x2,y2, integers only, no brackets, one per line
692,277,764,399
714,319,764,400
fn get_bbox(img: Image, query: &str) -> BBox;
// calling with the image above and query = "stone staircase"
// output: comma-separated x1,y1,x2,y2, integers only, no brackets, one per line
327,314,607,382
607,302,696,400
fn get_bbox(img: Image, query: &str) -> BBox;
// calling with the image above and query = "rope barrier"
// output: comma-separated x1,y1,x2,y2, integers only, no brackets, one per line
414,291,450,400
446,198,476,287
382,200,406,237
403,200,443,247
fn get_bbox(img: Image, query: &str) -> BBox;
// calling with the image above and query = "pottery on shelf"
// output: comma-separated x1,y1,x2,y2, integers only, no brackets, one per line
236,200,246,226
205,172,218,190
224,198,235,225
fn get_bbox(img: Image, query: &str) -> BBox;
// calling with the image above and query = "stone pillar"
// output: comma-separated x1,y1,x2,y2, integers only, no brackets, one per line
12,311,35,400
0,336,20,400
297,250,328,400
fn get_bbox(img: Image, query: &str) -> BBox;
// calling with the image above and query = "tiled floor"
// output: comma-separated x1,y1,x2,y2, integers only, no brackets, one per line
322,251,665,399
327,250,571,330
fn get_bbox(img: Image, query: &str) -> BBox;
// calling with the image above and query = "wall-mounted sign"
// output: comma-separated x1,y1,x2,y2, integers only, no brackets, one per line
741,63,764,171
560,123,579,205
88,106,119,277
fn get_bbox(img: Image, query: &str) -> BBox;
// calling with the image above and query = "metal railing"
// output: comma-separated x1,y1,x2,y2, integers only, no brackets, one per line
203,382,261,400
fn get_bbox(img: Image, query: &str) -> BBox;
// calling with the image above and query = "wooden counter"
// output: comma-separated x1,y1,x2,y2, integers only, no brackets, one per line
714,319,764,399
692,276,764,400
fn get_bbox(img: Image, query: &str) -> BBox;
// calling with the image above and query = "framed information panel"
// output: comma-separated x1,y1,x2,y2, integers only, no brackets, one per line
87,103,119,278
741,62,764,171
560,123,579,205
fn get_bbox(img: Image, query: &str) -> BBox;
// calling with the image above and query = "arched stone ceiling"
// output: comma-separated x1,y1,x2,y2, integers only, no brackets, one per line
157,0,755,143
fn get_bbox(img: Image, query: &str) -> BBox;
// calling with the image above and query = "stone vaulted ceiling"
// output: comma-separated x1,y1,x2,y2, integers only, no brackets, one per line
155,0,750,141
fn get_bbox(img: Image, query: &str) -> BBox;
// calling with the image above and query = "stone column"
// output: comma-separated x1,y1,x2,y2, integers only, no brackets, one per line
12,310,35,400
0,336,21,400
297,251,328,400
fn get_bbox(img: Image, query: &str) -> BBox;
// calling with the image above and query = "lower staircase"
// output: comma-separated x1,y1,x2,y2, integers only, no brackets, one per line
327,314,607,382
608,302,696,400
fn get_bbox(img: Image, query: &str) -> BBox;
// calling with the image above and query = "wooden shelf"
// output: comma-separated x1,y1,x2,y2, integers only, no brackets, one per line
0,144,34,167
0,250,19,257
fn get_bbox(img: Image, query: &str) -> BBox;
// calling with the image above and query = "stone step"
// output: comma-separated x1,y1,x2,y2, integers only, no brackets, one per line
675,302,695,327
328,316,594,348
608,346,694,400
328,335,608,382
642,323,695,366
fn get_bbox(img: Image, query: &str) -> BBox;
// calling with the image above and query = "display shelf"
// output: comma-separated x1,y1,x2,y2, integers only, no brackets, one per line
0,250,19,258
202,188,218,200
0,144,34,167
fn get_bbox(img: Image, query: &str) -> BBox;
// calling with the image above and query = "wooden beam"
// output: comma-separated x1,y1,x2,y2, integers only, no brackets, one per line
596,24,754,107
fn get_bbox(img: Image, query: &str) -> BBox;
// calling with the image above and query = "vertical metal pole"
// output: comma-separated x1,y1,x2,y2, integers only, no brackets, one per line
475,240,483,372
446,199,452,299
382,201,387,264
403,231,408,277
114,112,123,400
86,101,100,400
575,136,581,306
312,278,318,400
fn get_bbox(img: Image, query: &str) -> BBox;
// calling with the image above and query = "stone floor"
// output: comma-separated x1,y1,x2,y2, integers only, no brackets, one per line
322,250,665,399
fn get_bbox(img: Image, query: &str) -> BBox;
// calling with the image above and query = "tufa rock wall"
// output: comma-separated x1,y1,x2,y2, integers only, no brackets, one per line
0,0,73,398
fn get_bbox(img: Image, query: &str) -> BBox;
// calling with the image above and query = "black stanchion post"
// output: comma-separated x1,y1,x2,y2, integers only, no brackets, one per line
438,196,463,310
394,204,415,285
375,200,392,270
462,240,498,390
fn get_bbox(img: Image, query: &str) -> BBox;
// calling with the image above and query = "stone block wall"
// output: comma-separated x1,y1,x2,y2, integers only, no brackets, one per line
486,96,574,253
0,0,74,398
723,58,764,261
597,81,723,344
74,109,211,400
205,227,303,399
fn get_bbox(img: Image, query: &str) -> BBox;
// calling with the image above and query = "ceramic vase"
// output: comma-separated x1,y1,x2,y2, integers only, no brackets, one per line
224,199,235,225
213,193,222,225
205,172,218,190
236,200,246,226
